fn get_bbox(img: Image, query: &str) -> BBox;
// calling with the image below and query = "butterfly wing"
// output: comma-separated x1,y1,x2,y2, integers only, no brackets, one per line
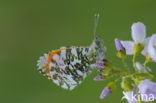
37,36,106,90
37,47,96,90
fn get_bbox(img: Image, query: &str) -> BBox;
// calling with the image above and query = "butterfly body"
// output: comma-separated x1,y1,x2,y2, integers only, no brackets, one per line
37,36,105,90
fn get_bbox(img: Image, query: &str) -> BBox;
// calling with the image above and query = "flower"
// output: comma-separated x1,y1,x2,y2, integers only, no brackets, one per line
147,34,156,62
138,79,156,102
99,87,112,99
120,22,148,55
114,38,126,58
115,38,125,51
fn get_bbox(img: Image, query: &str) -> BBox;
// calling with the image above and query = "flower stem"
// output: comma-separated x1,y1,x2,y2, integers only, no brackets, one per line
143,59,148,67
132,54,137,71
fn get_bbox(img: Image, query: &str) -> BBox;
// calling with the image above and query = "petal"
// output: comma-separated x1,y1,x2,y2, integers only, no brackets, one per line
138,79,156,101
99,87,111,99
93,75,103,81
114,38,125,51
121,41,135,55
131,22,146,43
148,34,156,61
141,37,151,55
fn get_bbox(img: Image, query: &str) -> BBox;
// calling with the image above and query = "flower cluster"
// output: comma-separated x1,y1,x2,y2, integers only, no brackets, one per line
94,22,156,103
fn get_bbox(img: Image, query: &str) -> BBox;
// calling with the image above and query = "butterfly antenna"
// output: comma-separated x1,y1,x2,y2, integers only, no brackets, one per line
93,13,100,37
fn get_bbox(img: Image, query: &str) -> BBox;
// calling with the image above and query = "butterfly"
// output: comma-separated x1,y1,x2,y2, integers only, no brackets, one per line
37,36,106,90
37,14,106,90
37,14,107,90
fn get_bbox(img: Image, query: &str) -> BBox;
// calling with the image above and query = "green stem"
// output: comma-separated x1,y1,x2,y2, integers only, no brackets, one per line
143,59,148,68
143,59,150,72
132,54,137,71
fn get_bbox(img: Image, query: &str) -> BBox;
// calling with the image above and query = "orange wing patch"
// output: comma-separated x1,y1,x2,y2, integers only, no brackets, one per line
44,49,61,73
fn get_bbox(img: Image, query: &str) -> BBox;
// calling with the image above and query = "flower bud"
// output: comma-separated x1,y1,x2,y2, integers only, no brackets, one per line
99,87,112,99
114,39,126,58
121,77,133,91
93,75,103,81
99,82,117,99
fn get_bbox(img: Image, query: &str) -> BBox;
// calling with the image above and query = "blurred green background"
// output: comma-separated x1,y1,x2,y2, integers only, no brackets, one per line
0,0,156,103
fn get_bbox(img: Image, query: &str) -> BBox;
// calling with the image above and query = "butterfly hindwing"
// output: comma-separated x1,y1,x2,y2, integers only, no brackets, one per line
37,36,105,90
37,47,95,90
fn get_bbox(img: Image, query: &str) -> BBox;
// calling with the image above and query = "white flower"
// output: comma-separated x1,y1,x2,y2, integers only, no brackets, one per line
121,22,148,55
